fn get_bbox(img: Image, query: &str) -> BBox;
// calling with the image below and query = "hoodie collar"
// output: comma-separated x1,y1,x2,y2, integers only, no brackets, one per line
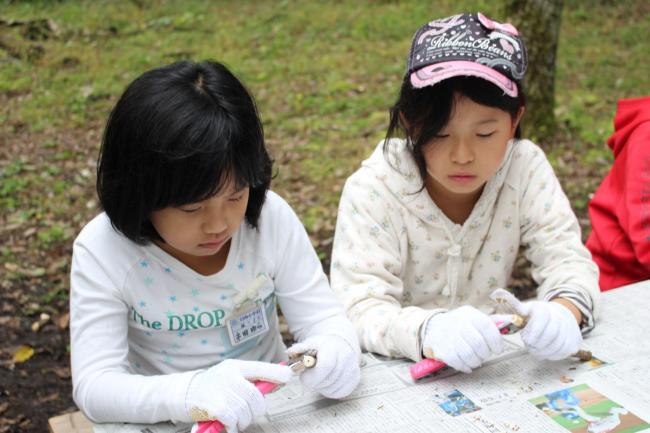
608,96,650,157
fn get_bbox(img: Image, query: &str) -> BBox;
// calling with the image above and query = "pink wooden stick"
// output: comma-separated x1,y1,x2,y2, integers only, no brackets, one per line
410,319,510,381
194,362,288,433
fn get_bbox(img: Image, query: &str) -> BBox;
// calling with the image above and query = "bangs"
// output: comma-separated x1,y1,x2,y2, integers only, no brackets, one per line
411,78,521,142
384,76,525,191
145,93,266,210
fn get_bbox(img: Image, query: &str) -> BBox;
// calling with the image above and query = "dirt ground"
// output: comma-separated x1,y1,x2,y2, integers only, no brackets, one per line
0,299,73,432
0,125,100,433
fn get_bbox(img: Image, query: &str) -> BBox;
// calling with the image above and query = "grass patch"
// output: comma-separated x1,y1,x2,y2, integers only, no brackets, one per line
0,0,648,286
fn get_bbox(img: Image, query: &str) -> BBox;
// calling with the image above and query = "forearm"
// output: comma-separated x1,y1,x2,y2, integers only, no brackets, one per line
74,369,197,424
347,297,435,361
542,285,596,333
519,143,601,328
551,297,582,325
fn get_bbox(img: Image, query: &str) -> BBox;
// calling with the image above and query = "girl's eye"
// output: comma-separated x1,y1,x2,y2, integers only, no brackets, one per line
477,132,496,138
229,195,244,202
180,207,201,213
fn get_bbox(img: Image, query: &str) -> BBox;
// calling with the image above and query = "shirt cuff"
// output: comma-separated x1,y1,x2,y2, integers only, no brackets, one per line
390,306,446,361
170,370,203,423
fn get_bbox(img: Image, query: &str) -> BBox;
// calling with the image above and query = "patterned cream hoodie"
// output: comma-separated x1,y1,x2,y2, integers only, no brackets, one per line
331,138,600,361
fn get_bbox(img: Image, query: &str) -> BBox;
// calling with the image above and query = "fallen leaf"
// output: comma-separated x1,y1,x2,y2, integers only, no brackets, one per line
52,366,70,379
58,312,69,330
80,85,94,98
0,316,20,329
38,393,60,404
12,345,34,363
25,267,46,277
4,263,18,272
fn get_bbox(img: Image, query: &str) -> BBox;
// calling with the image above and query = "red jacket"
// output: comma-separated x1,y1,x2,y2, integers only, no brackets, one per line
586,96,650,291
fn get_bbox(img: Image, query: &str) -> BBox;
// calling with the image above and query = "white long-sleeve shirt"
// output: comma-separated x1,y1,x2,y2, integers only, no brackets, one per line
70,191,357,423
331,138,600,361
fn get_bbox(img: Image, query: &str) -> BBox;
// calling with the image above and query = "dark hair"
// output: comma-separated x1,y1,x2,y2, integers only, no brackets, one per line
97,60,272,244
384,76,525,187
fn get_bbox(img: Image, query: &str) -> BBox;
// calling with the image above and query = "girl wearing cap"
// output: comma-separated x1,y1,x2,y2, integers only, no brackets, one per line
330,13,600,373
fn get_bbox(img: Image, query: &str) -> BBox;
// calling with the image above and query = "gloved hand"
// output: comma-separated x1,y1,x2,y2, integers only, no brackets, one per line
185,359,293,433
287,335,360,399
421,305,504,373
516,300,583,360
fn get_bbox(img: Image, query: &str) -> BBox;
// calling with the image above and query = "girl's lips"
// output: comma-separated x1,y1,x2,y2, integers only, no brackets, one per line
449,174,476,184
199,238,227,249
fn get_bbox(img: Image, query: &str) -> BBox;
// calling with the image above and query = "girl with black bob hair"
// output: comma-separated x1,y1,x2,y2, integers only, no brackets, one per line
70,60,360,431
331,13,600,375
97,60,271,244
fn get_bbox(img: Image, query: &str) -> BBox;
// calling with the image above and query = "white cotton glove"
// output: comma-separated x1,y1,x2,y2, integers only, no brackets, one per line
421,305,504,373
286,335,361,399
516,301,583,361
185,359,292,433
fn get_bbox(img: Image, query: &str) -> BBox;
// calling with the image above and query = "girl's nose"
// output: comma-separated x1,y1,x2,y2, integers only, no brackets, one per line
202,209,228,235
450,139,474,164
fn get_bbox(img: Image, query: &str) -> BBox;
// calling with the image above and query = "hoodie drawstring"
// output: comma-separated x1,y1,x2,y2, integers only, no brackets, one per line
443,243,461,305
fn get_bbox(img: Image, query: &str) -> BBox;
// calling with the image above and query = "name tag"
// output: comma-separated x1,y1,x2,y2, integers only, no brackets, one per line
226,304,269,346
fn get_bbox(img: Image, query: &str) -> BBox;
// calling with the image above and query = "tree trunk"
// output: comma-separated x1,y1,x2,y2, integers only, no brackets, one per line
504,0,564,144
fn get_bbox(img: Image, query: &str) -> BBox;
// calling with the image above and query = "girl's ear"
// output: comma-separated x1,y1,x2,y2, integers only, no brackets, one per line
511,106,526,135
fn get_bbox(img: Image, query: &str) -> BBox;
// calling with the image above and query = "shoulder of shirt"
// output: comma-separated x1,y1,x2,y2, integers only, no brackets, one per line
74,212,126,246
241,190,303,247
511,139,547,164
359,138,409,172
73,212,141,262
344,138,410,198
259,190,299,225
503,139,552,186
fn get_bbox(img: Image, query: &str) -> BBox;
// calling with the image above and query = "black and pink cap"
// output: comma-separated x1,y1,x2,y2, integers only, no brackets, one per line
407,13,527,97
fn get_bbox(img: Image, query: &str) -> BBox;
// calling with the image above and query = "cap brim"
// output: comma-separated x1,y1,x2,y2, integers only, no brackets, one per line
410,61,518,97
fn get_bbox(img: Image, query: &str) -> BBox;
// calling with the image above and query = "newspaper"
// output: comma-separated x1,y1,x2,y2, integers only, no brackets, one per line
94,281,650,433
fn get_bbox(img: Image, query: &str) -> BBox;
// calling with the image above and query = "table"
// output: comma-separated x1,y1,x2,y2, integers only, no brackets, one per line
50,280,650,433
48,411,93,433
